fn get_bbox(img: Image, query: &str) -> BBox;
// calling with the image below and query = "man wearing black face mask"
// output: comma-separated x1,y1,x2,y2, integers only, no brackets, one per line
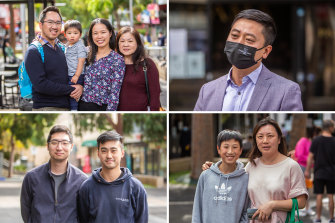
194,9,303,111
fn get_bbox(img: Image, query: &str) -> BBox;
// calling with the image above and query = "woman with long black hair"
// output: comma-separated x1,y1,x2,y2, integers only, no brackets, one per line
79,18,125,111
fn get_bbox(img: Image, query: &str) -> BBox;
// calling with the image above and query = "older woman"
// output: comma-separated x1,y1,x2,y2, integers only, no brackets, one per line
116,26,160,111
202,117,308,223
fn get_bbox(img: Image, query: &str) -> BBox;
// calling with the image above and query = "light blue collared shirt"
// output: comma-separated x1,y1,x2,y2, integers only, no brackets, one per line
36,34,61,50
222,63,263,111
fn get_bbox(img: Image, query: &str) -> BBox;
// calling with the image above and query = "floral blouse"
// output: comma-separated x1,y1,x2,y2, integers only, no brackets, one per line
81,51,125,111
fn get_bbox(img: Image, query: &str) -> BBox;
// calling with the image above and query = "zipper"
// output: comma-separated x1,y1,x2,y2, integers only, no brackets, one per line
51,177,57,223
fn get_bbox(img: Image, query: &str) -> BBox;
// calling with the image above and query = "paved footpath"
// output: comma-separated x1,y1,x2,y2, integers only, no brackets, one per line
0,175,167,223
0,176,23,223
170,184,333,223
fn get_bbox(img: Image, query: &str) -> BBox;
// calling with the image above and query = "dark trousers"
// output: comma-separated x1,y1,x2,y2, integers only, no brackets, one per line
78,100,107,111
69,80,78,111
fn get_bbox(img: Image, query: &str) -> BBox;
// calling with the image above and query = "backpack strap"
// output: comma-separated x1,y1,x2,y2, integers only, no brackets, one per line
30,41,65,63
31,41,44,63
57,42,66,52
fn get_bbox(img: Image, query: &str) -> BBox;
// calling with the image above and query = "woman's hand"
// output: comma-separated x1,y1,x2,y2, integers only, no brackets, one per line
252,195,307,222
201,161,213,171
252,201,274,222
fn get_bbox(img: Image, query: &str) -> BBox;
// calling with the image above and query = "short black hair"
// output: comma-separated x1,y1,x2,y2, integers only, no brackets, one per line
64,20,82,34
47,125,73,143
232,9,277,46
39,6,62,23
217,130,243,148
322,120,334,130
97,131,123,149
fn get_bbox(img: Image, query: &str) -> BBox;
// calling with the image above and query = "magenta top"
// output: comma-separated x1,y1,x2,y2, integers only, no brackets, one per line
294,137,311,167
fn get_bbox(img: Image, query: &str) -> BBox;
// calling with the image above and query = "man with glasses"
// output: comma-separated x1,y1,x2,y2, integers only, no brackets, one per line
24,6,83,111
20,125,87,223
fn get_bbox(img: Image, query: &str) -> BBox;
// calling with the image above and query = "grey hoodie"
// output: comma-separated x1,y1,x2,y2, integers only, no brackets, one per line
192,160,249,223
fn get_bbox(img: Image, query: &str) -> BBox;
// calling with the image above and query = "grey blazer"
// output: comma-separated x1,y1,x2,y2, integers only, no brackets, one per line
194,65,303,111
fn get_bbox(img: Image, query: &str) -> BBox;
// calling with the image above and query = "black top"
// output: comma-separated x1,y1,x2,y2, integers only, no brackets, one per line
310,135,335,180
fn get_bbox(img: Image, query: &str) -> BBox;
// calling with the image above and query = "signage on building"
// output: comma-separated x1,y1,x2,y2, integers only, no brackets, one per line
137,10,150,24
147,3,160,24
187,51,205,78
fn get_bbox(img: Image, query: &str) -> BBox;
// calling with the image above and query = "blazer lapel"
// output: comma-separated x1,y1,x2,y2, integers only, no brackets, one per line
247,66,272,111
212,75,228,110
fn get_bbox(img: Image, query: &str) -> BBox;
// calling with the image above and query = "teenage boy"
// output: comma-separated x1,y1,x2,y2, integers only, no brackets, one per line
192,130,249,223
77,131,148,223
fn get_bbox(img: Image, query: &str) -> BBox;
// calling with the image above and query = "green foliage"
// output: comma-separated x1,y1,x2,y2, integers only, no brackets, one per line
123,114,166,143
58,0,92,30
59,0,152,29
0,114,59,147
14,164,27,173
72,113,111,135
169,170,192,185
72,114,166,144
3,151,20,161
142,184,155,189
136,28,147,35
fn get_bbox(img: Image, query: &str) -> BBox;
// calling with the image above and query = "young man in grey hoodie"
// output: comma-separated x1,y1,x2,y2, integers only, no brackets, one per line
192,130,249,223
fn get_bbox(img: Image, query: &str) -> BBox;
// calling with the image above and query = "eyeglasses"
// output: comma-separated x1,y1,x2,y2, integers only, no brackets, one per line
49,140,72,148
43,20,62,27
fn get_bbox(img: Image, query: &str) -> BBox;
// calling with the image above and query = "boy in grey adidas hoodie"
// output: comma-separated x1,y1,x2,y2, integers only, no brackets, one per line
192,130,249,223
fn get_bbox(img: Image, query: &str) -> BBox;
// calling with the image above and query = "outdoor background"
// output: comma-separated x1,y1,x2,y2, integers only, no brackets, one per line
0,0,167,110
169,113,335,223
169,0,335,111
0,113,167,223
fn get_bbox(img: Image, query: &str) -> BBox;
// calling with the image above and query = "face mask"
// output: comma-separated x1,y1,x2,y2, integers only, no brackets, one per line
224,41,266,69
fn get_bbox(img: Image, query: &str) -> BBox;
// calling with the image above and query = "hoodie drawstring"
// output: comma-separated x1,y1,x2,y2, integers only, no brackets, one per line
225,176,229,204
217,175,222,205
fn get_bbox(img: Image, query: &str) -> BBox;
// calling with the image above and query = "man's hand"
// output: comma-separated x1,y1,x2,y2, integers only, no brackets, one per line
70,85,83,101
202,161,213,171
71,75,79,84
304,152,314,179
304,169,310,179
287,150,295,158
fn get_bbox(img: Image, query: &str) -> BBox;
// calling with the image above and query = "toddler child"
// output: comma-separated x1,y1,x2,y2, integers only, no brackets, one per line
64,20,87,111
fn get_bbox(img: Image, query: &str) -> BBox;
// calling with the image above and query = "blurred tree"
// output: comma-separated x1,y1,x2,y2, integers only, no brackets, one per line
59,0,152,30
57,0,92,31
289,114,308,151
72,113,166,168
191,114,215,180
123,113,166,143
72,113,166,144
0,114,58,177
